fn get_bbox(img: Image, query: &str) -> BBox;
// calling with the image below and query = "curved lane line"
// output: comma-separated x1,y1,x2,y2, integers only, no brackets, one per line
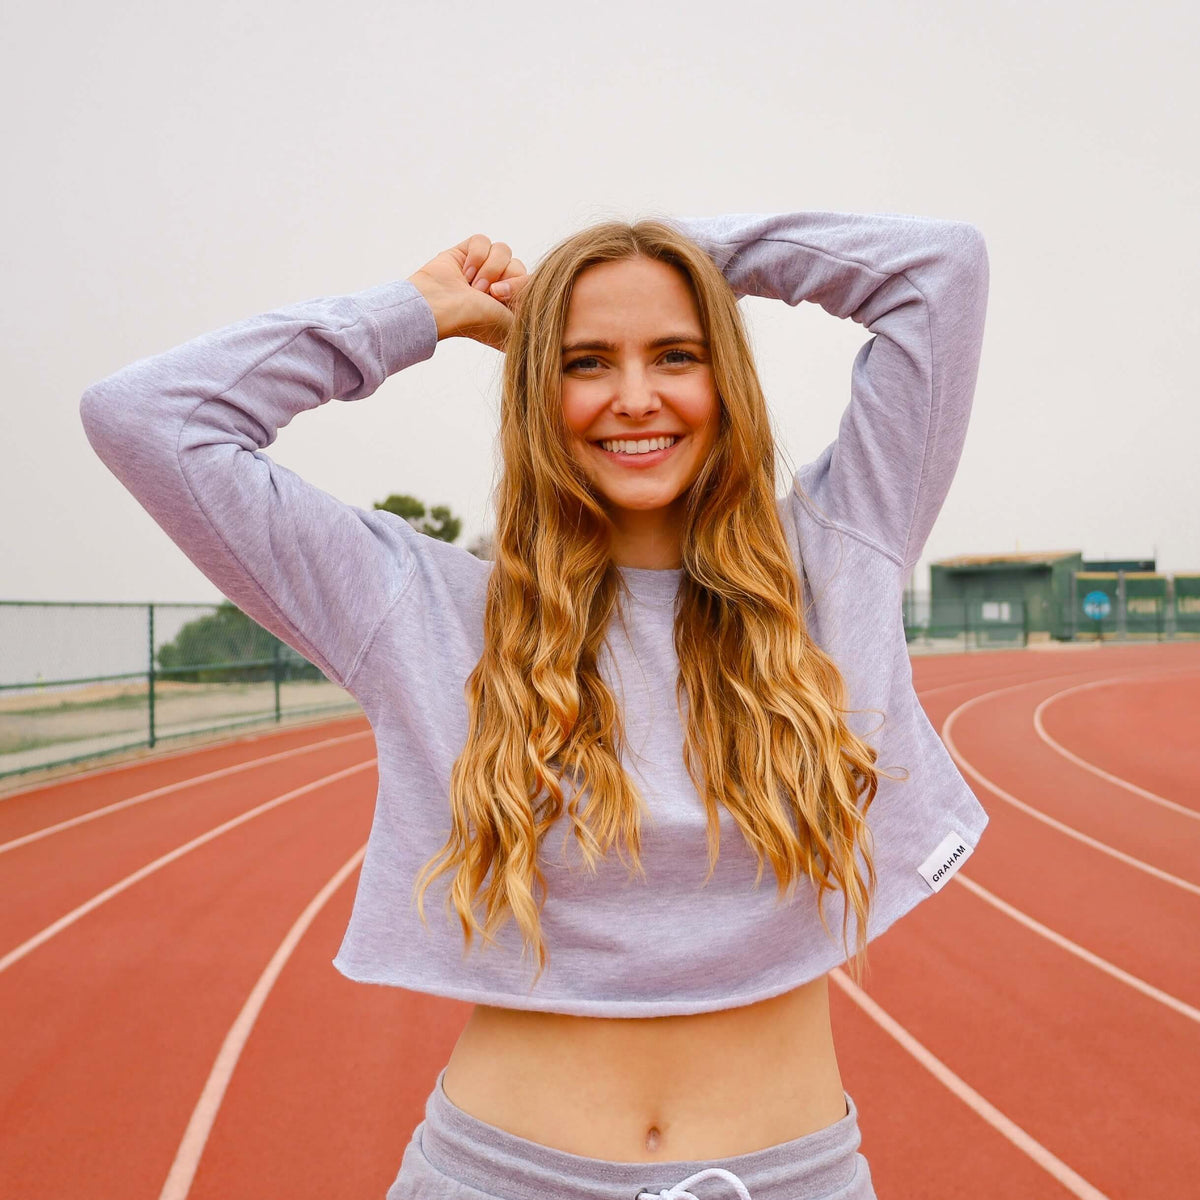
941,684,1200,898
0,730,373,855
0,712,368,804
157,844,367,1200
1032,676,1200,822
921,668,1200,1020
829,968,1110,1200
0,758,376,974
951,873,1200,1025
916,667,1074,699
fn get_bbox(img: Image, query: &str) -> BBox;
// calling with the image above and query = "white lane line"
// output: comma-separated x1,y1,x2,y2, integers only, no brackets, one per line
0,758,376,974
951,873,1200,1025
829,968,1110,1200
915,658,1200,705
942,685,1200,899
0,729,373,855
158,843,366,1200
1032,676,1200,822
915,668,1066,699
0,712,366,804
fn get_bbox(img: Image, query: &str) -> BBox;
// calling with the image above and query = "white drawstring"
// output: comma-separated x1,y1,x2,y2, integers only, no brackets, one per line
635,1166,753,1200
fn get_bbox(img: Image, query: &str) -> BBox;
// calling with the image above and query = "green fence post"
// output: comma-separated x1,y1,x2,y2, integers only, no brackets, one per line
273,639,282,723
147,603,156,749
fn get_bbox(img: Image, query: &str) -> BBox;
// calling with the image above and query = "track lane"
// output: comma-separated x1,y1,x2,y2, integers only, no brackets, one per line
1037,675,1200,811
0,738,377,954
158,655,1193,1199
944,675,1200,883
183,866,471,1200
831,969,1108,1200
829,982,1086,1199
3,645,1198,1198
0,727,375,855
910,642,1199,693
0,714,370,843
950,872,1200,1025
856,872,1200,1197
0,764,378,1200
931,767,1200,1007
918,671,1200,1008
159,845,370,1200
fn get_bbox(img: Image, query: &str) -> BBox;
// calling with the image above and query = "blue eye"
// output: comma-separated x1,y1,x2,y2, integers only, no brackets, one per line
565,350,696,372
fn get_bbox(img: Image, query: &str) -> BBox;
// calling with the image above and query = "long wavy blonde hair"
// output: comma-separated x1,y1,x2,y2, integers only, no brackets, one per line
413,218,882,985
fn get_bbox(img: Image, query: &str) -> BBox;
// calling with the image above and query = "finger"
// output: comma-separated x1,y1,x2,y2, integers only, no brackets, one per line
456,234,492,283
483,258,527,300
489,273,530,303
471,241,513,291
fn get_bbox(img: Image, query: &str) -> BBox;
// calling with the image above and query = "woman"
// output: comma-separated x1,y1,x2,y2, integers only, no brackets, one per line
80,208,991,1200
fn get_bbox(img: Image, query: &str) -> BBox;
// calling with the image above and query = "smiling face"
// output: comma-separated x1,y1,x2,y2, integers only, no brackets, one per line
560,256,721,567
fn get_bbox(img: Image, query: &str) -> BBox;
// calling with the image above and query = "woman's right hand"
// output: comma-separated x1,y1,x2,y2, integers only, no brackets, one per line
407,234,530,350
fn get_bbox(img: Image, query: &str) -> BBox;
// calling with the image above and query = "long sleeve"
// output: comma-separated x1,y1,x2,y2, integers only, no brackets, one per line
668,212,990,574
79,278,441,690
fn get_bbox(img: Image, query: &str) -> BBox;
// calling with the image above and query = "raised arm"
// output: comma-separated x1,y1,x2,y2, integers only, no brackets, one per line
669,211,990,574
79,235,529,692
79,280,441,690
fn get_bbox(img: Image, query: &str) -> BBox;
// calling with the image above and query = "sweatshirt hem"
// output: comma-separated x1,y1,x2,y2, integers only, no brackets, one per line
330,803,988,1018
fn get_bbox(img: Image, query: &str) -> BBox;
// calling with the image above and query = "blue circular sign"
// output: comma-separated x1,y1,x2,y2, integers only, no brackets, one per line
1082,590,1111,619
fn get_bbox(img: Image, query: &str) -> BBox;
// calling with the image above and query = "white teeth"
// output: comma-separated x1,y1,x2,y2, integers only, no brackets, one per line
600,436,679,455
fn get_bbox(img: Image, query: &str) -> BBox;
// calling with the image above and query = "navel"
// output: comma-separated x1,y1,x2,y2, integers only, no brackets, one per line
645,1125,662,1153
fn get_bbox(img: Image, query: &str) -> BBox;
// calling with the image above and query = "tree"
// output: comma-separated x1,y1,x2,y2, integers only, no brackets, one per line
156,601,320,683
373,493,462,544
465,532,495,560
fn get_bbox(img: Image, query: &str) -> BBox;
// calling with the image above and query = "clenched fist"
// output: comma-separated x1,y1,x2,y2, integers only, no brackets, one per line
407,234,531,350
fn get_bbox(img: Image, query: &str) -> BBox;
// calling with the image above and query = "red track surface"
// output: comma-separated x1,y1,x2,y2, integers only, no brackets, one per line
2,642,1197,1199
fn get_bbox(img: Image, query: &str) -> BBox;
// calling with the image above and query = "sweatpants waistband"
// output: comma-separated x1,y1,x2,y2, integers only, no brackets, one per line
404,1067,873,1200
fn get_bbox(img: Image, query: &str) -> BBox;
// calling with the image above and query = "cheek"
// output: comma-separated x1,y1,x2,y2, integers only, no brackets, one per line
560,385,595,439
679,384,721,437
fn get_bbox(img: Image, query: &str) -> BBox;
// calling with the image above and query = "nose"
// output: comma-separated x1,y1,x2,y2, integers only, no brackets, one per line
611,367,662,419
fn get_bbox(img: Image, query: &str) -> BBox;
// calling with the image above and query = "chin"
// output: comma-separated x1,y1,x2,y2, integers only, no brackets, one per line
601,491,683,513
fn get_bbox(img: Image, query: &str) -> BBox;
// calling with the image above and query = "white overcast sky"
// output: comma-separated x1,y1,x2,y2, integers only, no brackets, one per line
1,0,1196,607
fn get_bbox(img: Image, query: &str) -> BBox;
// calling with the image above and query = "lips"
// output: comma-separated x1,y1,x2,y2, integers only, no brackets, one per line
592,436,684,466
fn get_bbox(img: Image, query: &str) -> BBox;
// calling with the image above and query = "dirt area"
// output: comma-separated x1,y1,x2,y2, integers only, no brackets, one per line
0,679,221,713
0,679,360,786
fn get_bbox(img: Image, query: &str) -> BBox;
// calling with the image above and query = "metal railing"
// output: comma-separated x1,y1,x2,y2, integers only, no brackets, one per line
903,593,1032,651
0,599,360,782
5,571,1198,781
903,572,1199,651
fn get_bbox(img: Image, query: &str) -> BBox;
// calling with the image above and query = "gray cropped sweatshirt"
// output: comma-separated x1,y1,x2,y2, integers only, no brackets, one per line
79,211,991,1016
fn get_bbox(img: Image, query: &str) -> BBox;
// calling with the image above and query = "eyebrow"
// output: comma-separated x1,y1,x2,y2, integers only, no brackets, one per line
560,334,708,356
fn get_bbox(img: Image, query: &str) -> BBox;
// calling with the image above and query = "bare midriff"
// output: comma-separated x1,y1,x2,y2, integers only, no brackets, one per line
440,974,847,1162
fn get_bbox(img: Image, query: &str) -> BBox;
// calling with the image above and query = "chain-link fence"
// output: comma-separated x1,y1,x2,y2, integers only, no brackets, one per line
0,600,360,783
903,592,1031,651
904,571,1199,651
6,570,1198,780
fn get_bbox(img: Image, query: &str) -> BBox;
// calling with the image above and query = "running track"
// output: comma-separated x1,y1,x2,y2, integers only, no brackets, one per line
1,641,1197,1199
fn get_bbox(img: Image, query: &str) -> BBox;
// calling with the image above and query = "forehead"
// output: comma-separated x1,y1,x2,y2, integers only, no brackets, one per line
564,257,702,337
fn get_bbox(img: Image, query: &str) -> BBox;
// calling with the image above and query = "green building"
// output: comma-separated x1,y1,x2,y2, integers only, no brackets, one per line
929,550,1084,641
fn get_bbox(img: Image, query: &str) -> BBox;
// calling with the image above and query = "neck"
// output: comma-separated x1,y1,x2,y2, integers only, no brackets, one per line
608,502,685,569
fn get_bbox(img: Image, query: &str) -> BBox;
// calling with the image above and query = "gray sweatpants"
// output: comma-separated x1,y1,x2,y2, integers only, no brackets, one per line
387,1068,878,1200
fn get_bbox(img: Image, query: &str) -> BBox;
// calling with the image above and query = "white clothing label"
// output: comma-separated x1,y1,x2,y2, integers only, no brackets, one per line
918,830,973,892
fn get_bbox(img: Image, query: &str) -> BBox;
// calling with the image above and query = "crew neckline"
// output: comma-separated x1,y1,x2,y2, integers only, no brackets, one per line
616,564,683,607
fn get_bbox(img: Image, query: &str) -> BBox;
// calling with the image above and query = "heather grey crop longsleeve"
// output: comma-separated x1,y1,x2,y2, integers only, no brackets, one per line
80,211,990,1016
670,211,989,576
